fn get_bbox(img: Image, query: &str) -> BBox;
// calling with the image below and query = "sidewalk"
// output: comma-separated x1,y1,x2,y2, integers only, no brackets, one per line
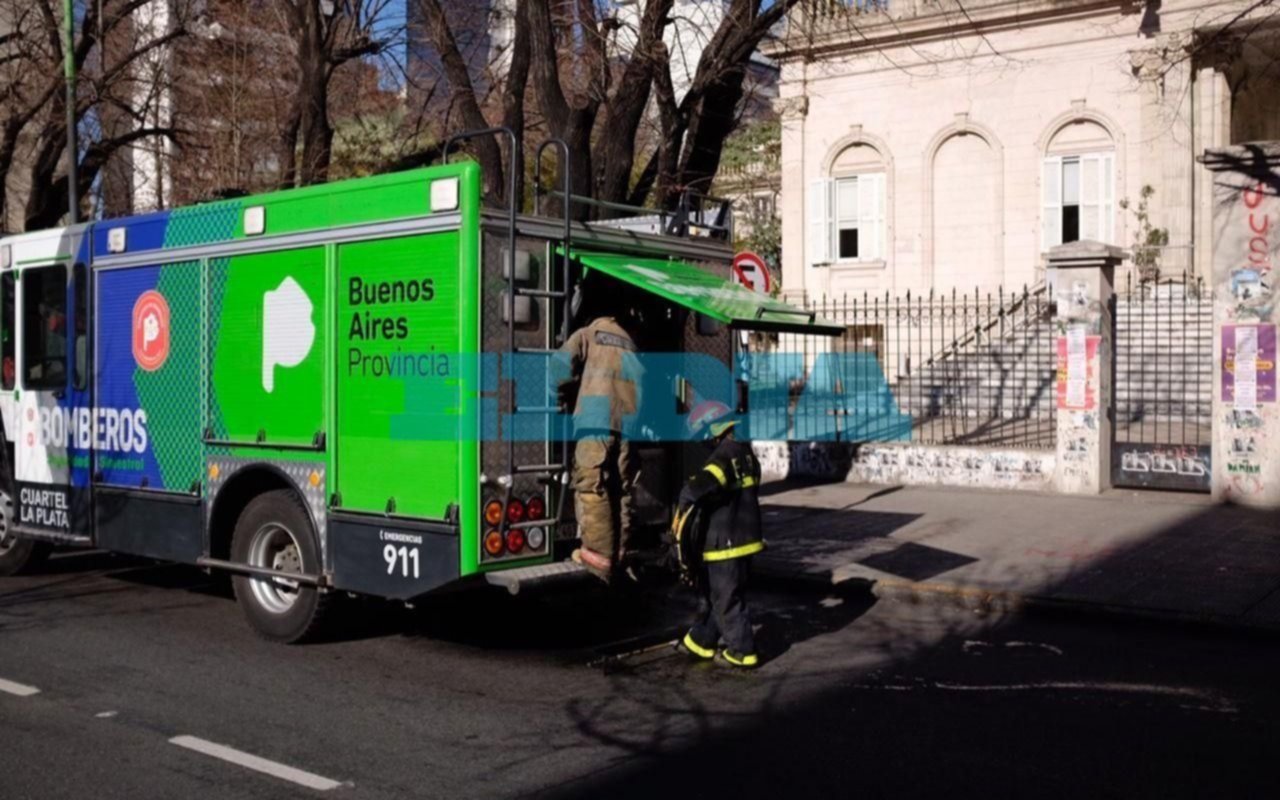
752,480,1280,634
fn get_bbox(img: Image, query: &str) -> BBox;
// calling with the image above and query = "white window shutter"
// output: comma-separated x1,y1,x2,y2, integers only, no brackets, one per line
1041,157,1062,250
857,173,883,260
807,178,831,266
876,173,886,259
1101,153,1114,244
1080,154,1103,241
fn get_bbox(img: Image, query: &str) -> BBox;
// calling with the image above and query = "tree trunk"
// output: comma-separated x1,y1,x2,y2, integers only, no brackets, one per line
414,0,506,205
526,0,598,218
500,0,530,211
594,0,673,208
677,67,747,201
293,1,332,187
278,99,301,189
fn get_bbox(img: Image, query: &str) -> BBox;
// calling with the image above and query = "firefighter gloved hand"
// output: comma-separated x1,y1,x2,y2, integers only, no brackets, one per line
555,381,576,412
555,380,579,412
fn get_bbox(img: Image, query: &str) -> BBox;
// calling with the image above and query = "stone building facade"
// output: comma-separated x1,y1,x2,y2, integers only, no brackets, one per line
770,0,1280,300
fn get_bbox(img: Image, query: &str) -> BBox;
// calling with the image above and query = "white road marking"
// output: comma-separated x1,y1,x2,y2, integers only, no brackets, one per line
0,677,40,697
169,735,343,791
962,640,1064,656
851,680,1237,712
95,711,118,719
1004,641,1064,655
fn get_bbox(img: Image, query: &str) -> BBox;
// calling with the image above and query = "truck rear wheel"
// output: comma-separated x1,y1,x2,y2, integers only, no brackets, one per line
0,490,49,577
230,489,331,643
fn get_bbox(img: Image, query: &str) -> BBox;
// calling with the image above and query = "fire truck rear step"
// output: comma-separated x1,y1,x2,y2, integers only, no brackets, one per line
485,561,588,595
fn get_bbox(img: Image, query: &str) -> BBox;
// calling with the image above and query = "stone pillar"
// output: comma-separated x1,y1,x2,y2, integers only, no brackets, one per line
1201,145,1280,508
1193,37,1243,279
776,94,809,302
1048,241,1123,494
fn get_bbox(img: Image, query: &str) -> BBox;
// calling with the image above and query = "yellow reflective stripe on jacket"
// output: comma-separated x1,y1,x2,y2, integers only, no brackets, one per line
702,540,765,562
704,463,757,490
703,463,728,486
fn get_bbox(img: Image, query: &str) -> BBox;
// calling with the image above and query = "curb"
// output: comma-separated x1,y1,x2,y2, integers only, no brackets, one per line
752,563,1280,639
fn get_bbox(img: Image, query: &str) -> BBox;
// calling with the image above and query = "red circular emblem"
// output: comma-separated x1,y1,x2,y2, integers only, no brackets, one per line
132,290,171,372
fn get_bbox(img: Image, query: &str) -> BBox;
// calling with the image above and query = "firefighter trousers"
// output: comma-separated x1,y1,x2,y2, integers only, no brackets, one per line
572,433,640,564
689,556,755,656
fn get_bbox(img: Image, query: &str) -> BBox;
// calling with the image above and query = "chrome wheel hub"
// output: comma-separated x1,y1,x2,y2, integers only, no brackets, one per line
246,523,303,614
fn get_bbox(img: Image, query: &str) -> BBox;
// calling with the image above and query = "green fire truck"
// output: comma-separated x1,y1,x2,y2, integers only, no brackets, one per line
0,132,836,642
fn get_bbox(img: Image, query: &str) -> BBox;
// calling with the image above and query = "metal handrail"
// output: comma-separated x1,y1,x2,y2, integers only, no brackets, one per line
531,137,575,544
668,188,735,240
532,138,573,345
755,306,816,323
542,189,668,226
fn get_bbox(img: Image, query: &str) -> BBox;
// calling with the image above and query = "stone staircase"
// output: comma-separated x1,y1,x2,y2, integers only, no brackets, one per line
1114,282,1213,428
886,286,1057,431
878,281,1213,441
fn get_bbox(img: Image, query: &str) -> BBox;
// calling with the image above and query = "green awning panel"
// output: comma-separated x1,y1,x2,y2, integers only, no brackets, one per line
572,250,843,336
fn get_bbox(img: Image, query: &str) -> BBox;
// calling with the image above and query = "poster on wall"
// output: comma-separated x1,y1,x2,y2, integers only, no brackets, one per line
1055,330,1101,411
1222,323,1277,407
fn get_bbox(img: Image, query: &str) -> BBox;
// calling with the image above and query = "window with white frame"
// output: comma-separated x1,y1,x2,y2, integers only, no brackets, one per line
807,173,885,266
1042,153,1113,249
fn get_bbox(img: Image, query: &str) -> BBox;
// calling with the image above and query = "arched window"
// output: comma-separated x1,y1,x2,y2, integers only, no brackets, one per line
809,140,888,267
1042,118,1115,249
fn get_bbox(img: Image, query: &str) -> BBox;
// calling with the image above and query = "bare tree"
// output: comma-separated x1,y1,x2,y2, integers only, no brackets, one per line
276,0,394,188
0,0,193,231
403,0,799,212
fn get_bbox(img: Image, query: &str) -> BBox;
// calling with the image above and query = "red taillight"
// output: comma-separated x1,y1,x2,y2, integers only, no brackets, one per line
506,529,526,554
483,529,504,556
527,495,546,521
484,500,503,527
506,499,526,524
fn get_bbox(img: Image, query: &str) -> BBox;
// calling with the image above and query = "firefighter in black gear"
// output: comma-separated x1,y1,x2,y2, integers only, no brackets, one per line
672,410,764,668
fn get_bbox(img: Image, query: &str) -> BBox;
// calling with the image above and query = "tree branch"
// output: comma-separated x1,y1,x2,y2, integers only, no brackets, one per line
412,0,505,203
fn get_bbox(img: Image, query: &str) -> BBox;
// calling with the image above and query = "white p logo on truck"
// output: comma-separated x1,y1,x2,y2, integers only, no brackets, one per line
262,276,315,393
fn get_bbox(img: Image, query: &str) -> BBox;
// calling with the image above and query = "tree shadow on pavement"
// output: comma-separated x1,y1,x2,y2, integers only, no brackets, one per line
523,501,1280,800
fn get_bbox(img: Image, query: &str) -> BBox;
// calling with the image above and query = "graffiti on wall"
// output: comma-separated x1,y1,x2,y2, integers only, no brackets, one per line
752,441,1053,491
1113,444,1211,491
1227,183,1275,322
1216,178,1276,501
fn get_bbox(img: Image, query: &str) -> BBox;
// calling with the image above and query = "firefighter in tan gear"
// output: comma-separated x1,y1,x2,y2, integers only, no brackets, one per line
558,307,645,583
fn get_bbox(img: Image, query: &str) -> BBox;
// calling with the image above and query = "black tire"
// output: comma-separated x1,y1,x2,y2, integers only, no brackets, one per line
0,491,50,577
230,489,332,644
0,537,50,577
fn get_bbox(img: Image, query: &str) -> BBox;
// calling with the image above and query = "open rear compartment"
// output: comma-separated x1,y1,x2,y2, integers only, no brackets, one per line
476,216,742,569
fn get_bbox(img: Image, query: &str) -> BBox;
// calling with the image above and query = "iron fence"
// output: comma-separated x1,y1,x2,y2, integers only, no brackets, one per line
1112,273,1214,491
747,284,1058,449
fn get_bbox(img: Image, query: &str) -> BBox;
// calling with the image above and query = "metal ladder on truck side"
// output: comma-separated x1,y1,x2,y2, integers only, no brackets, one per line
443,130,581,593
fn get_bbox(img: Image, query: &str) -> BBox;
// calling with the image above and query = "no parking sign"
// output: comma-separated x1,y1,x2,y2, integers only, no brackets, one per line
732,251,773,295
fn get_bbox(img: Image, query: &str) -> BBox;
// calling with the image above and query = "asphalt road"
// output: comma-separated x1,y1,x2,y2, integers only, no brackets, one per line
2,550,1278,799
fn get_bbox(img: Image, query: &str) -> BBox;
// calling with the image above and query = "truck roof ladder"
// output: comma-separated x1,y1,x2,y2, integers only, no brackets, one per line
511,138,575,537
